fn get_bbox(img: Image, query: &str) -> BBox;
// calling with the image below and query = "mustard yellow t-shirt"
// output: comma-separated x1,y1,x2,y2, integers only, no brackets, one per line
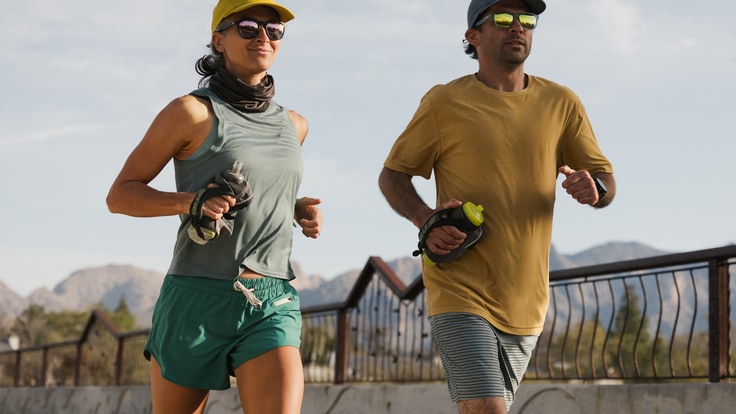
384,74,613,335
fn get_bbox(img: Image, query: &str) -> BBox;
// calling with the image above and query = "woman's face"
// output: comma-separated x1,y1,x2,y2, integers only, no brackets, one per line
212,6,282,84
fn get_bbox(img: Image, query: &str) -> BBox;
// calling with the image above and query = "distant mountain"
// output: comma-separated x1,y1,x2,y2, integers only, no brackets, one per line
8,265,164,328
296,256,422,308
563,241,668,267
0,280,27,326
0,242,671,328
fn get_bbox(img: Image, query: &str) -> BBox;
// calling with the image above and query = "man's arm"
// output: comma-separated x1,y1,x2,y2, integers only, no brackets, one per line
378,167,434,228
592,172,616,208
379,167,466,256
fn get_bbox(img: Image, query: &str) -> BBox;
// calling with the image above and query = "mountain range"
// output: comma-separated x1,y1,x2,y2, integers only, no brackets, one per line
0,241,668,328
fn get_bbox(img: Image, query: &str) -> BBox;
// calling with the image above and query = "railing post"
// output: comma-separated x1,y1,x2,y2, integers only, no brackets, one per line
334,309,349,384
74,342,83,386
41,347,49,386
708,258,730,382
116,337,125,386
13,350,20,387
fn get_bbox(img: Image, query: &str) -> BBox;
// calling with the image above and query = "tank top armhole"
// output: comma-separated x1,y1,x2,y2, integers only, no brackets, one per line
185,116,218,161
186,90,220,161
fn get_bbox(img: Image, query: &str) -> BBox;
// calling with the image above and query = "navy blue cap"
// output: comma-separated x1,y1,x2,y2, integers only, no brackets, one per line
467,0,546,28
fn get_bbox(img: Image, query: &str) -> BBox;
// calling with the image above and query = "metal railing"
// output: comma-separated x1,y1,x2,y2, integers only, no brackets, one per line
536,246,734,383
0,310,149,387
1,245,734,387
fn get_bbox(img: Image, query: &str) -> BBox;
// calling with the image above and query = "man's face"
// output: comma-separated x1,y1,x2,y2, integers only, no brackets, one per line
467,0,535,67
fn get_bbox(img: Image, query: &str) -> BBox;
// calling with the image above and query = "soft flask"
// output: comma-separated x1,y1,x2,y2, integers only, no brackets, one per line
414,201,485,266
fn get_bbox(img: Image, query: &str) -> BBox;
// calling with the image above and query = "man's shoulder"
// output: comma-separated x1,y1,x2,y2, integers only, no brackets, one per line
424,74,476,98
529,75,578,98
439,74,476,89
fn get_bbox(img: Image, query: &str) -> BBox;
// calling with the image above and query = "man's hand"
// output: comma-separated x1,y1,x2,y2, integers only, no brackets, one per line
559,165,605,207
423,199,467,256
295,197,323,238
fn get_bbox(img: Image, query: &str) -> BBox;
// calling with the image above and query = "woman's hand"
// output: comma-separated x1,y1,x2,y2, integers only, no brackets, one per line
295,197,323,238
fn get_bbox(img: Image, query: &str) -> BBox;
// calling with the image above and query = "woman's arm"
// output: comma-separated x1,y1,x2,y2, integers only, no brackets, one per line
106,95,224,218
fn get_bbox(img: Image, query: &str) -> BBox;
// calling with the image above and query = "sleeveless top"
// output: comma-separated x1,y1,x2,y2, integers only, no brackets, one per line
167,87,303,280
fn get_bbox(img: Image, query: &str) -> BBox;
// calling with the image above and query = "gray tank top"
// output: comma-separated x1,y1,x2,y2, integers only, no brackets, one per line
167,88,303,280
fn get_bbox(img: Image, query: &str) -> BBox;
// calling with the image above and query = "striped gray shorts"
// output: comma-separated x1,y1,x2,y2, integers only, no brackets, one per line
429,312,538,409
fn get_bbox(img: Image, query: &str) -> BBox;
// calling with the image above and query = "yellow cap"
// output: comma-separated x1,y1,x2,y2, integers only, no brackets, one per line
211,0,295,32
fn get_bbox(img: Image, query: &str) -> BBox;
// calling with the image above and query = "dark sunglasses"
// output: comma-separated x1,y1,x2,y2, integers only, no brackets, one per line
475,12,539,30
217,18,286,40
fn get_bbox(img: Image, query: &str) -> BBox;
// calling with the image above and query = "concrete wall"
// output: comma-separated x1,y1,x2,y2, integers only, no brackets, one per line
1,383,735,413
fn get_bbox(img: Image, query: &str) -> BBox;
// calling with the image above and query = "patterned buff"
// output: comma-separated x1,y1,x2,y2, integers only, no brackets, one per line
208,67,275,112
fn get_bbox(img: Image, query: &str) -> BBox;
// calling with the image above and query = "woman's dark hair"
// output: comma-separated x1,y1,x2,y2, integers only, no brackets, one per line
195,44,225,87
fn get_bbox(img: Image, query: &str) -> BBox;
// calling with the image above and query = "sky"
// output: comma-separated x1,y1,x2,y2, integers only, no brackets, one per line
1,0,735,297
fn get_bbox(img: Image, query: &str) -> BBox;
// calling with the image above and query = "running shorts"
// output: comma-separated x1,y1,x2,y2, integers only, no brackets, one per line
144,274,302,390
429,312,538,410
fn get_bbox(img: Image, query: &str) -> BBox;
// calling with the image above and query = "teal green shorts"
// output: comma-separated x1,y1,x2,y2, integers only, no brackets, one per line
144,274,302,390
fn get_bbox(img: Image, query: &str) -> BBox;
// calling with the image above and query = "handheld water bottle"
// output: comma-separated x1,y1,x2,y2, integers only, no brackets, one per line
417,201,485,266
187,161,250,244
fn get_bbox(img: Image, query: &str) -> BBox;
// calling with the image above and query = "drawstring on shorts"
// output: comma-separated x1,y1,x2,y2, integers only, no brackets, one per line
233,280,263,309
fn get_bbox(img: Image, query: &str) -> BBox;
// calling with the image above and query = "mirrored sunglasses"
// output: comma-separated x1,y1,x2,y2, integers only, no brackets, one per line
217,19,286,40
475,12,538,30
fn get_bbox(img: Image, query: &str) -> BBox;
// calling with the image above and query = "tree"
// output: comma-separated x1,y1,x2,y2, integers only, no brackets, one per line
105,295,137,332
45,310,89,343
11,304,49,347
301,318,335,366
546,318,609,379
605,283,662,378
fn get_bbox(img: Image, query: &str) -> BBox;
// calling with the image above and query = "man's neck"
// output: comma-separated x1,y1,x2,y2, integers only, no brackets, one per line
475,66,527,92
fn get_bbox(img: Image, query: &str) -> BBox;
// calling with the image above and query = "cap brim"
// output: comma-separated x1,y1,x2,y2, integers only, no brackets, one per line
213,1,295,32
232,2,295,22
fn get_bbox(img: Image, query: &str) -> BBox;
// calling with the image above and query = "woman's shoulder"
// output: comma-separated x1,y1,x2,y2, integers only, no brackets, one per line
162,93,212,123
146,94,214,159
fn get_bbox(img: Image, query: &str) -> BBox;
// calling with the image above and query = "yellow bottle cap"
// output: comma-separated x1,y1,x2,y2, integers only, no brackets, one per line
462,202,484,227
